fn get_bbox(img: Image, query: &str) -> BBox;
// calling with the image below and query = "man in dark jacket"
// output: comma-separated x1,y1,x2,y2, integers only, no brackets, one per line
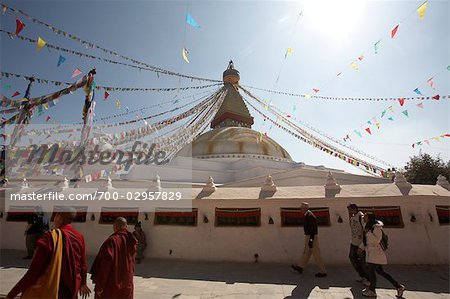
291,202,327,277
91,217,137,299
23,206,49,259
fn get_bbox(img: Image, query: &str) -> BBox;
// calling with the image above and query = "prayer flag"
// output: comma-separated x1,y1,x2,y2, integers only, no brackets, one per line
374,40,381,54
391,25,399,39
182,47,189,63
388,117,394,121
57,55,66,67
402,110,409,117
365,128,371,135
413,88,422,95
15,18,25,35
186,13,201,29
417,1,428,20
358,55,364,61
381,110,387,118
104,91,109,100
11,91,20,97
71,68,82,78
427,77,434,89
398,98,405,106
2,5,7,15
46,115,51,122
432,94,440,100
416,102,424,109
285,47,293,58
313,88,320,93
116,99,121,109
36,36,46,51
351,62,359,71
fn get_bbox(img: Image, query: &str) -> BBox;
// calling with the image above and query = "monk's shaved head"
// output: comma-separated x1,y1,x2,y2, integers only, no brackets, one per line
113,217,127,232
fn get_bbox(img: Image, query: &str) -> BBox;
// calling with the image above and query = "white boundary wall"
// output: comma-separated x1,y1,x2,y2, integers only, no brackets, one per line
1,195,449,265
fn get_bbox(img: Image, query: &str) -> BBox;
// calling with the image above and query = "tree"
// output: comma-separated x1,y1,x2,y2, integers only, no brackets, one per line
404,152,450,185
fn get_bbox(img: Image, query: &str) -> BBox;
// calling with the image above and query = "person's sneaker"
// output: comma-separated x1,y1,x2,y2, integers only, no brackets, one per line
291,265,303,274
396,285,405,298
315,272,327,278
362,289,377,297
362,278,371,287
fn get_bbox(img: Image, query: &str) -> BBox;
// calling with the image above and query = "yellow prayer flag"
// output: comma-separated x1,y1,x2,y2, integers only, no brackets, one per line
37,36,46,51
351,62,359,71
116,99,121,109
417,1,428,20
304,94,311,99
43,102,49,110
285,47,293,57
182,47,190,63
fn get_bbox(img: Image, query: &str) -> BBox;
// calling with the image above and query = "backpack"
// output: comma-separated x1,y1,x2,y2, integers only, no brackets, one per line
380,229,389,251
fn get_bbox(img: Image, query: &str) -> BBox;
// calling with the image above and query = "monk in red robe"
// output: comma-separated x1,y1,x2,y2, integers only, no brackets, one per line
90,217,137,299
7,208,91,299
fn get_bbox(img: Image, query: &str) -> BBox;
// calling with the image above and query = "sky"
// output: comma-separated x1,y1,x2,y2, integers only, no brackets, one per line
1,0,449,176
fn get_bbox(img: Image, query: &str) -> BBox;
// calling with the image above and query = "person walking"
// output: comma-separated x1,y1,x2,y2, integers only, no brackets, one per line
23,206,49,259
90,217,137,299
347,204,369,285
7,207,91,299
291,202,327,278
132,221,147,264
362,212,405,297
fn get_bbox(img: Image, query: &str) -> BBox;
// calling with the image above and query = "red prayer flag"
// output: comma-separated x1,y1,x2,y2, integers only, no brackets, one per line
432,94,440,100
398,98,405,106
313,88,320,93
46,115,51,122
71,68,82,78
391,25,399,38
104,91,110,100
365,128,371,135
358,55,364,61
1,133,7,141
412,144,415,148
11,91,20,97
15,18,25,35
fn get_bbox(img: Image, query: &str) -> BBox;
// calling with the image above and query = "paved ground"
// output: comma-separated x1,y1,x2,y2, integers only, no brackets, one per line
0,250,449,299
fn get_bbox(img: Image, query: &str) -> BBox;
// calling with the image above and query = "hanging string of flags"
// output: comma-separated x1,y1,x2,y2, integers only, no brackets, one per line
251,91,394,168
81,100,223,184
22,92,215,137
1,74,89,128
412,134,450,148
239,86,389,176
0,29,221,83
0,3,220,82
108,89,226,146
242,84,449,101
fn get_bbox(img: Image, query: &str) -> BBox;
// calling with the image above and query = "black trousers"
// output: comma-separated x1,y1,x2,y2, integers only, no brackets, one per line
367,263,401,292
349,244,367,278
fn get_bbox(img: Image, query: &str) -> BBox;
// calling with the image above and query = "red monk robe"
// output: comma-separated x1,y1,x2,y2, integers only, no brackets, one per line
7,224,88,299
90,228,137,299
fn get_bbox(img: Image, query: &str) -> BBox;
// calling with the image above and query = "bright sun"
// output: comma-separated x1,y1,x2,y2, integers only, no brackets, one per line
302,0,365,42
